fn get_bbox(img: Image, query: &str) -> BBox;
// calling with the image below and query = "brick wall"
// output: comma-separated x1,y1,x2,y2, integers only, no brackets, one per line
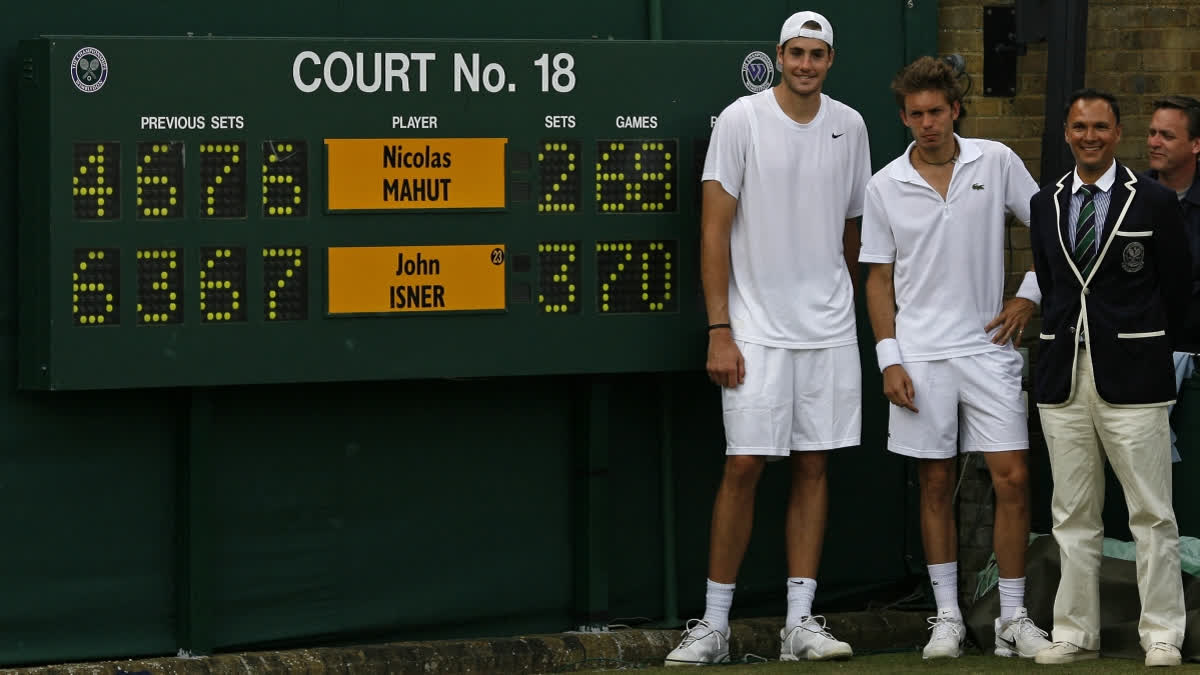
936,0,1200,606
942,0,1200,296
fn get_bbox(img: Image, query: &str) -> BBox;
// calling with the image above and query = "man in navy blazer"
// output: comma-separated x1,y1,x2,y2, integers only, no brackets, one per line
1029,89,1190,667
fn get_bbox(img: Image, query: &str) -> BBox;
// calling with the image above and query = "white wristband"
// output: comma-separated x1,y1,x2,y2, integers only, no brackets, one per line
1015,270,1041,305
875,338,903,372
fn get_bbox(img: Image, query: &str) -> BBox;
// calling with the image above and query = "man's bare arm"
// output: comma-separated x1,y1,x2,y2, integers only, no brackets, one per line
700,180,744,388
865,262,897,342
701,180,737,327
843,218,861,294
985,264,1037,346
865,262,917,412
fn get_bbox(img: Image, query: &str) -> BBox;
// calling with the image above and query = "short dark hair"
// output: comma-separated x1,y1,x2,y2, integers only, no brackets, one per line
1065,88,1120,125
1153,95,1200,139
891,56,962,110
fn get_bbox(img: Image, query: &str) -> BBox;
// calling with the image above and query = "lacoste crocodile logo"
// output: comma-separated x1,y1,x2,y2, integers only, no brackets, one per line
972,183,985,190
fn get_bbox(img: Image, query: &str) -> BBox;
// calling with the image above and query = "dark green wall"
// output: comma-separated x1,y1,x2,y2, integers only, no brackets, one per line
0,0,938,667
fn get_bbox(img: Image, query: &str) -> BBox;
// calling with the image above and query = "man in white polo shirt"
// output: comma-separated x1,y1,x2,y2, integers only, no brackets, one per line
860,56,1050,660
664,8,869,666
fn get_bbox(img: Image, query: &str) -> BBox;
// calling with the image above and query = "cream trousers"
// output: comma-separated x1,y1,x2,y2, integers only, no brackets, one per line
1038,349,1185,651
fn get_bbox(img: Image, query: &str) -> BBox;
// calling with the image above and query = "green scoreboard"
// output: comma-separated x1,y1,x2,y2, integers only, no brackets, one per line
18,37,780,389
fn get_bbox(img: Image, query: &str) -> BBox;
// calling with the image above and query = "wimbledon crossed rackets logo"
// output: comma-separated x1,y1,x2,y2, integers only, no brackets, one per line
71,47,108,93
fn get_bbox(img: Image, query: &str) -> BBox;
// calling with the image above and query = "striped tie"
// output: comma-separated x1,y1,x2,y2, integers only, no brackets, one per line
1074,184,1098,277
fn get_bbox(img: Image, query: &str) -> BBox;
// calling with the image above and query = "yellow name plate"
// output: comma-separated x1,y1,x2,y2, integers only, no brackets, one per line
327,245,507,314
325,138,507,211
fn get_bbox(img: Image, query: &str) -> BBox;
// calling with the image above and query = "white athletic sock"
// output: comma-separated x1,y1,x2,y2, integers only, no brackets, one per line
927,562,962,620
998,577,1025,621
702,579,735,635
785,577,817,629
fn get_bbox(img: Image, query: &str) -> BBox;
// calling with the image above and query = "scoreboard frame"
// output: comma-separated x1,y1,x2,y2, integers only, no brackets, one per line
17,36,794,390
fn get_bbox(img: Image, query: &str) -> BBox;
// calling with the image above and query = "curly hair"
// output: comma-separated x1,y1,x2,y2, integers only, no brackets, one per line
891,56,963,111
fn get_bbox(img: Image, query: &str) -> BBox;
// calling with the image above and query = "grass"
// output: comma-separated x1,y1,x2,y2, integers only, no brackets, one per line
576,651,1200,673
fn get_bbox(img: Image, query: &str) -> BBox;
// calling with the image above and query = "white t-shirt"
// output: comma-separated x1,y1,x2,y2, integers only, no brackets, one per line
859,135,1039,361
702,90,871,348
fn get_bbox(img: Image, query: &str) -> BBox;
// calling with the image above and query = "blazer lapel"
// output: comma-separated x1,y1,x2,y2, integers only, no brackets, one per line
1089,163,1137,283
1052,171,1082,284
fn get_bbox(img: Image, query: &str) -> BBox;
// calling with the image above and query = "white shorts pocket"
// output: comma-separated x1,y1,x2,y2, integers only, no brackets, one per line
723,406,788,455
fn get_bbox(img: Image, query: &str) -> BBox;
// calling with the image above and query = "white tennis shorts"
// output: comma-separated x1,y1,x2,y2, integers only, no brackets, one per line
886,347,1028,459
722,341,862,456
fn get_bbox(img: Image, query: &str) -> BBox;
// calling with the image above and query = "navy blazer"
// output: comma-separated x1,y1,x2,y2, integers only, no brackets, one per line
1030,162,1191,406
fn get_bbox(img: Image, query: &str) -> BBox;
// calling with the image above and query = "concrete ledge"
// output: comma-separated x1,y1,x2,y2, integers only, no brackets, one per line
8,610,929,674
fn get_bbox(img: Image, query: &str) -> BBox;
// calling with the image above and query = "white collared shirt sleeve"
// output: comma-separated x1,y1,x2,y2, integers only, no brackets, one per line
1004,148,1038,227
858,179,896,263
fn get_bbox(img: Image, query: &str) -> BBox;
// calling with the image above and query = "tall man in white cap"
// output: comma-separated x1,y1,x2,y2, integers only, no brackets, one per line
665,9,870,665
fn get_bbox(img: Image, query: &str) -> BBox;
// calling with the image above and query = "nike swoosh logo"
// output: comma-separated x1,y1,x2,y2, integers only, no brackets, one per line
998,636,1017,649
832,133,844,139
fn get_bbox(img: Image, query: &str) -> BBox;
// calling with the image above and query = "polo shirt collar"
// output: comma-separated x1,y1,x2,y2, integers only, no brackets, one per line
888,134,982,184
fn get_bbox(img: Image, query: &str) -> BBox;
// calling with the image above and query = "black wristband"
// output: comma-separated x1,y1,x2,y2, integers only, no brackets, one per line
707,323,732,331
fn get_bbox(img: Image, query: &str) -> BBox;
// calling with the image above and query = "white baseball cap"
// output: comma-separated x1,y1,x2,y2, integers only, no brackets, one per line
778,10,834,48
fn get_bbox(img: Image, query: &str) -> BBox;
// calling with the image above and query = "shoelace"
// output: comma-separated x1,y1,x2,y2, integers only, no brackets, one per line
1011,616,1048,640
1148,642,1177,652
678,619,718,647
1044,641,1084,654
798,615,836,640
926,616,962,640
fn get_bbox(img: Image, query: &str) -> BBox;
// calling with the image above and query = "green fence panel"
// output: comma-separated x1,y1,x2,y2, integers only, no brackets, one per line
189,379,573,649
0,364,178,665
0,0,936,666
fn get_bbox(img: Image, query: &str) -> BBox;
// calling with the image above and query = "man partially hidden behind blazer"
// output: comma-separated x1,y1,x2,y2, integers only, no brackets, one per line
1030,89,1191,668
